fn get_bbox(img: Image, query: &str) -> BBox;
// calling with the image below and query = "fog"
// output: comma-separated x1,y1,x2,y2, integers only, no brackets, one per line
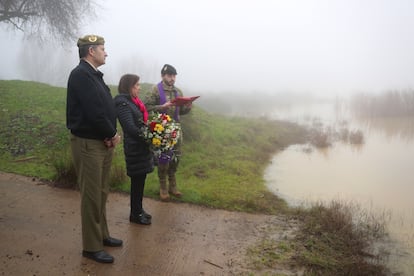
1,0,414,97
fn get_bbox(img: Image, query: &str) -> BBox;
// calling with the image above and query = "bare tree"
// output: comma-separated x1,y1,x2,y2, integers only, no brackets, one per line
0,0,98,43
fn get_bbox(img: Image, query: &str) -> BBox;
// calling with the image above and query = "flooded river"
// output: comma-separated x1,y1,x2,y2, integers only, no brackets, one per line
264,99,414,274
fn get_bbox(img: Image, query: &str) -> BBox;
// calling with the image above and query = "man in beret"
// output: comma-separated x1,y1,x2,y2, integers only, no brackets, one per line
144,64,192,201
66,34,122,263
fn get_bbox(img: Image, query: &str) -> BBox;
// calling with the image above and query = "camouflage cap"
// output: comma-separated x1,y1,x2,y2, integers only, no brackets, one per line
77,35,105,47
161,64,177,75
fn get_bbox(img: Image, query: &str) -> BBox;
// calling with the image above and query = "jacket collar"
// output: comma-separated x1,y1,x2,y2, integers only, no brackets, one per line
80,59,103,77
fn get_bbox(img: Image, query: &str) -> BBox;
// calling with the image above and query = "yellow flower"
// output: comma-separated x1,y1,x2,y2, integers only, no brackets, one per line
154,123,164,133
152,137,161,146
145,112,181,156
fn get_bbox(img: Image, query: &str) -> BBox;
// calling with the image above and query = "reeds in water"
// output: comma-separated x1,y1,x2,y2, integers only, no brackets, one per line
351,90,414,117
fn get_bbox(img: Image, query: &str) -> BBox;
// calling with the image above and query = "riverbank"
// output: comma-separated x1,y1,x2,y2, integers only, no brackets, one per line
0,80,394,274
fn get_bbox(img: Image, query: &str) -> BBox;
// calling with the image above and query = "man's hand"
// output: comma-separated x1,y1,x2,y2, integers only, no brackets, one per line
161,101,174,109
111,133,121,147
104,133,121,148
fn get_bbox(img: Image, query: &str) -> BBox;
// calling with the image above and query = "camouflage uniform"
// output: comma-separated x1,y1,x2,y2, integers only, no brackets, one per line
144,81,191,198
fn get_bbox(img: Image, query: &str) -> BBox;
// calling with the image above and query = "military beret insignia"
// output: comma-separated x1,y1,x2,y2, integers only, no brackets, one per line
161,64,177,75
77,34,105,47
88,36,98,43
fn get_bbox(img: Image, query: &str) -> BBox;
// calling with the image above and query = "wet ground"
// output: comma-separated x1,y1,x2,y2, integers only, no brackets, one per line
0,172,296,276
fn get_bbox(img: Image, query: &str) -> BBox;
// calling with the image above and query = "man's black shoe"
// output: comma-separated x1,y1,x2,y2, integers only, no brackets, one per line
130,213,151,225
103,237,123,247
82,250,114,263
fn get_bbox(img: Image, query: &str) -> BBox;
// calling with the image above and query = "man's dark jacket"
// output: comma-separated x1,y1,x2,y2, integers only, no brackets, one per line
66,60,117,140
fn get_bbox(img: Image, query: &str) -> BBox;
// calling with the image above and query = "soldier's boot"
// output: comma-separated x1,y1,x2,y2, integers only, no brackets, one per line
168,175,182,197
158,164,170,201
159,178,170,201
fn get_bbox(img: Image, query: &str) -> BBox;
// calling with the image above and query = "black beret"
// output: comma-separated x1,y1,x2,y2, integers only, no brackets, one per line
77,35,105,47
161,64,177,75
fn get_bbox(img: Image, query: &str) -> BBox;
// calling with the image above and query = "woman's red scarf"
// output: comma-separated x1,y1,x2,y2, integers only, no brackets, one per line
131,96,148,123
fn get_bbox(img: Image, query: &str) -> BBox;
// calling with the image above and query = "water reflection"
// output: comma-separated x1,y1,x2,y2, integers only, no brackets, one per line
355,116,414,142
264,99,414,275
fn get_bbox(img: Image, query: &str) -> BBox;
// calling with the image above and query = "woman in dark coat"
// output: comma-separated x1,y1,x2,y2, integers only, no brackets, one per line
114,74,154,225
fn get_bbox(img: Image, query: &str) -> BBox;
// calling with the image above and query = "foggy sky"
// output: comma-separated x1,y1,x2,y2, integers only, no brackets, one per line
1,0,414,96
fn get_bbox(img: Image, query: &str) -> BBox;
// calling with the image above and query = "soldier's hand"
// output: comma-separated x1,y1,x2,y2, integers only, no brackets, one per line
158,101,173,111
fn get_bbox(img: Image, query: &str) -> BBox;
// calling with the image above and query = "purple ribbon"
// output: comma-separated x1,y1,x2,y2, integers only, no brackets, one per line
157,82,179,121
158,150,173,164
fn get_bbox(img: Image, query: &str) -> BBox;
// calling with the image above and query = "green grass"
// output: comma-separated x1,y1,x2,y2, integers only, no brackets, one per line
0,80,306,213
0,80,391,274
292,201,389,275
245,201,390,275
0,81,68,179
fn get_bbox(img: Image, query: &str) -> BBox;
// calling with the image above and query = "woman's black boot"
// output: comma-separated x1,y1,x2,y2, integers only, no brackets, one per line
129,213,151,225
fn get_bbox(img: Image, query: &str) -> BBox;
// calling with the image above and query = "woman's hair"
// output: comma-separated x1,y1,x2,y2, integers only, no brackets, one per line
118,74,140,94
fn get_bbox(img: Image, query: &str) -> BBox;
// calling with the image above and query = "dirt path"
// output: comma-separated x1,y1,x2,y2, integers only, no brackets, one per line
0,172,298,276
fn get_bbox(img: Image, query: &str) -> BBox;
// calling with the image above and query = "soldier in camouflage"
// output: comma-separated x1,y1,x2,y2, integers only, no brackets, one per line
144,64,192,201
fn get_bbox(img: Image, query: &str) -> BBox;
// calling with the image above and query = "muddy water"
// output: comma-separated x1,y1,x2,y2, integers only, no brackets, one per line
264,101,414,275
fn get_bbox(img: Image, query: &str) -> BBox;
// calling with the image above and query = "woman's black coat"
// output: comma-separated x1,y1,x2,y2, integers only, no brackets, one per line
114,94,154,177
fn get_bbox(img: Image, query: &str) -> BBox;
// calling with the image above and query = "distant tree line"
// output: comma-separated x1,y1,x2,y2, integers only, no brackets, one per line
351,90,414,117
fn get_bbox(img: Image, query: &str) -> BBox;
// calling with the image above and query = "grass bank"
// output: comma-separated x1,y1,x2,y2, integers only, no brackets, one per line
0,80,306,213
0,80,391,275
246,200,390,275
